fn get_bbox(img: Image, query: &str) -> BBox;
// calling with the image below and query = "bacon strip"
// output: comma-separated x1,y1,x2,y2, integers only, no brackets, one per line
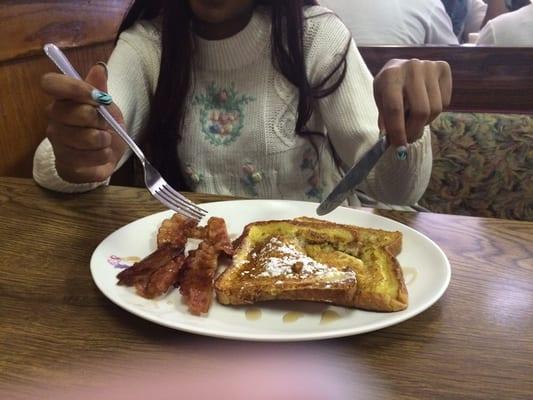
205,217,233,256
179,242,219,315
117,245,183,286
117,213,198,298
157,213,199,249
179,217,233,315
189,225,207,240
117,214,234,312
138,254,186,299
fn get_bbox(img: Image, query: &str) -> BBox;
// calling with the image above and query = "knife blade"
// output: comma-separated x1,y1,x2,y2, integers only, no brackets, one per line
316,136,389,216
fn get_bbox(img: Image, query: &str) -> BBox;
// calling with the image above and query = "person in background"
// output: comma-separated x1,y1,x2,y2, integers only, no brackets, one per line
442,0,469,37
482,0,510,25
320,0,458,45
441,0,527,42
441,0,487,42
477,0,533,45
34,0,452,209
507,0,532,10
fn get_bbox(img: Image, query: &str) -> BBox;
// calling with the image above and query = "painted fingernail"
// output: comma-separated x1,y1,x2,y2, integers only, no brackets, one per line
396,146,408,161
91,89,113,105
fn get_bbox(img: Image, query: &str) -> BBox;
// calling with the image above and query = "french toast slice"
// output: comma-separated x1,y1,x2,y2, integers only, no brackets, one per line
214,218,408,312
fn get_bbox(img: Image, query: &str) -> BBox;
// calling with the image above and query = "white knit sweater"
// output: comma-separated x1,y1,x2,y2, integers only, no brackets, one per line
33,6,432,207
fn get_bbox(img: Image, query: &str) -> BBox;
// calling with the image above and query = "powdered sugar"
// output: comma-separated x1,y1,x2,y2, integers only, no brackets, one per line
255,237,355,280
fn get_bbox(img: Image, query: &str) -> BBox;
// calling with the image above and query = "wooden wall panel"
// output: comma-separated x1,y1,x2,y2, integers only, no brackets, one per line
0,0,131,62
0,43,115,177
0,0,132,179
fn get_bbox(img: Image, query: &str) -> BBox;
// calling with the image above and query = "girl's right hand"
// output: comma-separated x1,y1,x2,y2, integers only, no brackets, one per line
41,64,128,183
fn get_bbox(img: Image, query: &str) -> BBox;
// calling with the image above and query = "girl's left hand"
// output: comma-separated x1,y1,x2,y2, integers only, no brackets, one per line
373,58,452,149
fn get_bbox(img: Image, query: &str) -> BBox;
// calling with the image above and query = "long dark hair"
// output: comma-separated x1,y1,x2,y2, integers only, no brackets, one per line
118,0,349,189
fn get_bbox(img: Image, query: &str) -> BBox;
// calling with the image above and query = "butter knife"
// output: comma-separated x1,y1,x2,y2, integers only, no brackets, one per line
316,136,389,215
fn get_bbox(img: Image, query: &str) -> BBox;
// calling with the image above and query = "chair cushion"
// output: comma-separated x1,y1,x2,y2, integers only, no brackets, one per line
420,112,532,221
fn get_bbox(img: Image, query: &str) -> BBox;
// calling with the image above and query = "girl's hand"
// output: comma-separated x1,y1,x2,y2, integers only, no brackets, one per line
373,58,452,157
41,64,128,183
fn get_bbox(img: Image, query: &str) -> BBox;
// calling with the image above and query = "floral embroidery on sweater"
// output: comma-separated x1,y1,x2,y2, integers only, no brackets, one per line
241,160,263,197
193,82,255,146
184,164,204,190
301,147,323,201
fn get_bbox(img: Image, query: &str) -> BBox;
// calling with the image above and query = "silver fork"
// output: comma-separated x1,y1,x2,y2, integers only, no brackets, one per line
43,43,207,222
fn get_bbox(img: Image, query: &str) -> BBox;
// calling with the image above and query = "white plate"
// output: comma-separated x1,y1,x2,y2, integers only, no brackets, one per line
90,200,450,341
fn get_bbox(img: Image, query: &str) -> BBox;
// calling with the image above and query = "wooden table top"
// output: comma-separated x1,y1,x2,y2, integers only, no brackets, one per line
1,177,531,399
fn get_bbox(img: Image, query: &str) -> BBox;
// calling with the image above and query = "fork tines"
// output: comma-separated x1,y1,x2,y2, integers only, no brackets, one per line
155,185,207,221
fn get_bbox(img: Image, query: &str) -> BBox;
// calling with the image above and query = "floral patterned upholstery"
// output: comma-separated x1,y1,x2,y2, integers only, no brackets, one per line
420,113,533,221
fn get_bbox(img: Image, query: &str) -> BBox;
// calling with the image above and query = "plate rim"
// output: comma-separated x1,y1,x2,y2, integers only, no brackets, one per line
90,200,451,342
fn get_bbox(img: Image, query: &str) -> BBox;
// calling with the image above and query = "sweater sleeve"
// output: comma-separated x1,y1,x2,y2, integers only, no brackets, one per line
306,10,433,206
32,21,159,193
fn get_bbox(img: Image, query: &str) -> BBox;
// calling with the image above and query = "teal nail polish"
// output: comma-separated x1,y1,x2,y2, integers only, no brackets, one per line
91,89,113,105
396,146,408,161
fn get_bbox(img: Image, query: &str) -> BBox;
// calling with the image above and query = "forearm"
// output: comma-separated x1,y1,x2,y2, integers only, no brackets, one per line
482,0,509,26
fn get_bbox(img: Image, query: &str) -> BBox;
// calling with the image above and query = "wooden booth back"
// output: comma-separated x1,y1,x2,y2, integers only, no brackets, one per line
359,46,533,115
